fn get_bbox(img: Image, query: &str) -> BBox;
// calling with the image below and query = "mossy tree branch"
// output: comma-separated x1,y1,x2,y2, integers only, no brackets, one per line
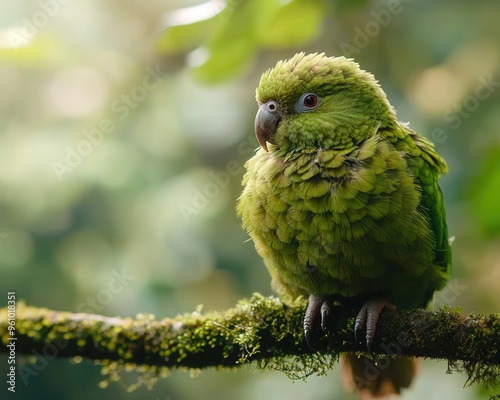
1,294,500,387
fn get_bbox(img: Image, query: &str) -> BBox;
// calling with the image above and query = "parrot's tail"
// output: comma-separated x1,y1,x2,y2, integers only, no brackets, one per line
341,353,418,399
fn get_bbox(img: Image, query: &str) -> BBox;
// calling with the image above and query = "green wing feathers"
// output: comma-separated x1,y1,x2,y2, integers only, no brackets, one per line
407,129,452,288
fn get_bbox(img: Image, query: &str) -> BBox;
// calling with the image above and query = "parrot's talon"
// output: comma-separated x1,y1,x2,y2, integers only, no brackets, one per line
355,310,366,334
304,329,316,351
304,294,324,350
355,298,396,352
320,300,332,331
354,327,361,344
354,306,367,343
304,294,335,350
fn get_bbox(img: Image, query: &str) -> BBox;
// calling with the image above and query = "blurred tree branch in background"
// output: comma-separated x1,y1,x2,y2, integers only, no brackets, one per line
1,294,499,388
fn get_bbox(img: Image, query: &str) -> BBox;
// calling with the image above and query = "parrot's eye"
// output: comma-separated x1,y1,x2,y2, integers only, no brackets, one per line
303,94,318,108
295,93,320,113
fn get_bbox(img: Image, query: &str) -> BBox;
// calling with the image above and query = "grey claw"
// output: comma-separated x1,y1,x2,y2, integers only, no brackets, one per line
354,298,396,352
304,294,335,350
320,300,331,331
304,328,316,350
304,294,324,350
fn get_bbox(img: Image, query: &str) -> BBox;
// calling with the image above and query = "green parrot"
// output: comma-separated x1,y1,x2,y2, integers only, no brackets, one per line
237,53,451,397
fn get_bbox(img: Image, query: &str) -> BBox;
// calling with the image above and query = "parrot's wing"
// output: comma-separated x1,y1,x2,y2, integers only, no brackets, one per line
409,132,452,281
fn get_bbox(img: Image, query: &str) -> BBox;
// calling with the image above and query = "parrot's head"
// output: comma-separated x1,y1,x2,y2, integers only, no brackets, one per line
255,52,396,152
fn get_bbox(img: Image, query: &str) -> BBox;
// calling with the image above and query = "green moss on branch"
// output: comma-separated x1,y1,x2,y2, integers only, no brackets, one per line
1,294,500,388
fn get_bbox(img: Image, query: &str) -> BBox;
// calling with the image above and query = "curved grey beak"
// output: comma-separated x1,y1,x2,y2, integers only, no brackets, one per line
255,100,281,152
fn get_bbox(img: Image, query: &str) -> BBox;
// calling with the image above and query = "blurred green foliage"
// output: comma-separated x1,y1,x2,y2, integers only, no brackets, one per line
1,0,499,399
158,0,325,81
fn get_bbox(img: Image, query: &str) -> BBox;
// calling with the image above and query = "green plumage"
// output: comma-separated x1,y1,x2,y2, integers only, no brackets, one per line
238,52,451,313
238,52,451,397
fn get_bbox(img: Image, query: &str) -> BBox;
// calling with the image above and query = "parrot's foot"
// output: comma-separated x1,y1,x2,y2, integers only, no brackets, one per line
304,294,333,350
355,298,396,352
